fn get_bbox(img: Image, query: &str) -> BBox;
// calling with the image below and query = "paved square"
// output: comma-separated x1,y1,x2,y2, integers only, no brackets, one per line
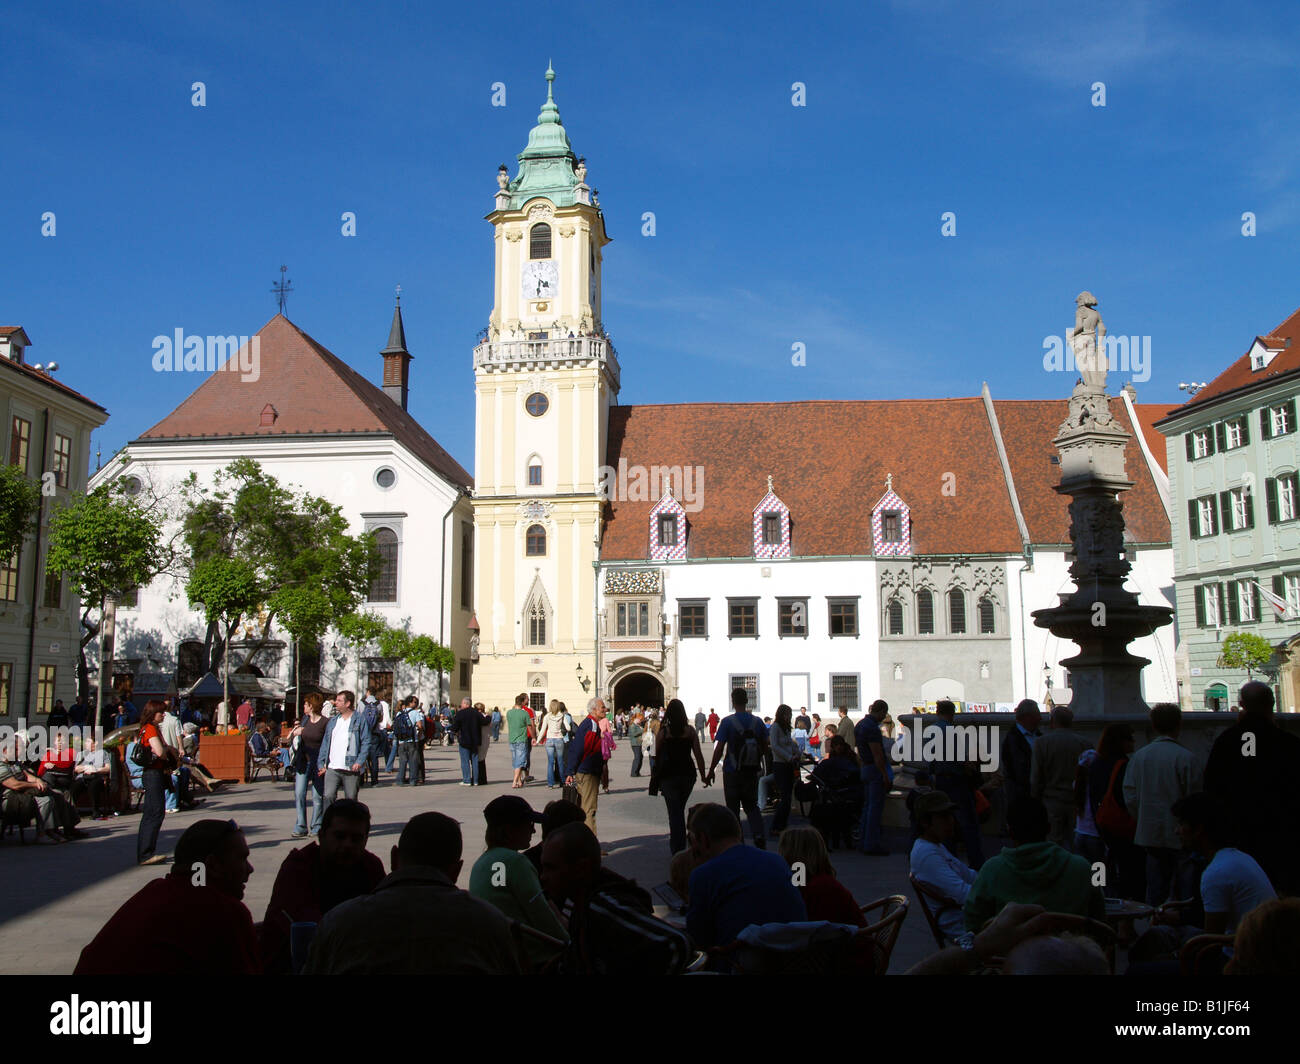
1,743,956,974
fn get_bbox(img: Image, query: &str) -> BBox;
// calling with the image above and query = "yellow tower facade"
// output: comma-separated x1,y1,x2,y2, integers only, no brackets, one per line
470,67,617,715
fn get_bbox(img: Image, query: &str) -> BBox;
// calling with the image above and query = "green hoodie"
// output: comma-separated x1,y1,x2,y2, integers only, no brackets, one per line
963,841,1105,932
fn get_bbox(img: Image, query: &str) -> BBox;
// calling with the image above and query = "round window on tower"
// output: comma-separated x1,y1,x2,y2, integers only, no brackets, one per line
525,392,549,417
375,467,397,489
122,476,142,497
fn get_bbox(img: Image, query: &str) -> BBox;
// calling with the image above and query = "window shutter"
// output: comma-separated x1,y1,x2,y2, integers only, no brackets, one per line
1239,418,1251,447
1215,422,1227,452
1188,499,1200,539
1274,574,1285,601
1244,490,1255,529
1262,407,1273,440
1266,477,1279,524
1288,400,1298,435
1186,432,1196,460
1219,491,1231,533
1226,582,1239,624
1194,586,1206,627
1252,582,1261,622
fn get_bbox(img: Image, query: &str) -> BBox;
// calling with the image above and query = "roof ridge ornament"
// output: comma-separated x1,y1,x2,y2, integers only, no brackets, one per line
886,472,893,493
767,474,774,495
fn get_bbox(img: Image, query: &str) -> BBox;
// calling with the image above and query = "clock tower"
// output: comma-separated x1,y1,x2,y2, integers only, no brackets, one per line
470,66,618,716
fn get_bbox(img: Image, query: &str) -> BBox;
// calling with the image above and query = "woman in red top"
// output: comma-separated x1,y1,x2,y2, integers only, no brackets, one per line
777,826,867,928
136,700,173,866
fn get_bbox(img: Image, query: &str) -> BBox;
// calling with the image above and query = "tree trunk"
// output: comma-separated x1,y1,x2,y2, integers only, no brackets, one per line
77,608,98,706
96,595,116,728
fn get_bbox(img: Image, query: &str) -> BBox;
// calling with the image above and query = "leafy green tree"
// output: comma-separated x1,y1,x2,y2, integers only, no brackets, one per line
46,484,165,707
0,464,40,560
334,612,454,701
1217,630,1275,681
180,459,380,672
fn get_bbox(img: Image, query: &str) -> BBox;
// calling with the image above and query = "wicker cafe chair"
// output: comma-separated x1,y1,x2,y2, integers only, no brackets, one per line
509,920,567,975
910,873,962,950
689,921,873,975
1179,933,1234,976
859,894,909,974
247,738,284,782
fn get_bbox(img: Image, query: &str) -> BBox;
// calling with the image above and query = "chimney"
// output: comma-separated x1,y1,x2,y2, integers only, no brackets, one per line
381,293,412,411
0,327,31,364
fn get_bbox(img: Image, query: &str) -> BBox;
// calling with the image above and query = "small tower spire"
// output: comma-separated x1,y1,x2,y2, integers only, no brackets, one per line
381,286,413,411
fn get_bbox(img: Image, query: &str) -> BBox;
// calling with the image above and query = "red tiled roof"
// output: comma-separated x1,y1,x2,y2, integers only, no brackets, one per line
136,315,471,488
1130,401,1178,474
994,398,1171,546
601,397,1172,560
0,326,28,338
1159,306,1300,419
0,348,108,414
602,399,1025,560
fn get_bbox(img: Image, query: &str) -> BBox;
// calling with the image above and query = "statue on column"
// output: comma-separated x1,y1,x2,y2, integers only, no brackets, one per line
1069,291,1108,390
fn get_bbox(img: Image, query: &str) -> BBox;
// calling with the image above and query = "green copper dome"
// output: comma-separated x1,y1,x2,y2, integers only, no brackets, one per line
505,64,583,209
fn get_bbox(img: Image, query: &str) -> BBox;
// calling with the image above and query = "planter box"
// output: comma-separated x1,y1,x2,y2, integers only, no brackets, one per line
198,732,248,783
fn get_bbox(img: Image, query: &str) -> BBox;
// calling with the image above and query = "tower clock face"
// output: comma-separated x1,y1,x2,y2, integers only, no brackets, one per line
522,260,559,302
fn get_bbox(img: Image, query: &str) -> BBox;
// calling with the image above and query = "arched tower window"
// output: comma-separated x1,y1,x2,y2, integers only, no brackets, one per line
887,598,904,636
370,527,398,602
530,223,552,260
526,524,547,556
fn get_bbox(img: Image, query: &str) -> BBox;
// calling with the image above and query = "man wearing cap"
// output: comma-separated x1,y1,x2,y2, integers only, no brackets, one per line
909,790,978,940
469,795,568,968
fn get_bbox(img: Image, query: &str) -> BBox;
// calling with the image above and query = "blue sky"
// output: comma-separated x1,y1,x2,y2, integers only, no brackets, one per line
4,0,1300,474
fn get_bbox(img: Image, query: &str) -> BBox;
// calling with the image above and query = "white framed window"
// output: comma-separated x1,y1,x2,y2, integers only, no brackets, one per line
1272,404,1293,437
1281,476,1298,522
1191,429,1212,459
1229,487,1251,531
1286,574,1300,616
1224,418,1245,450
1237,581,1257,623
1198,584,1221,628
1197,497,1217,537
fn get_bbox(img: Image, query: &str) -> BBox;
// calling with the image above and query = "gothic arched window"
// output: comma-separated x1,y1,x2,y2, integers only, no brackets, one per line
887,598,904,636
530,223,552,260
948,588,967,634
979,595,996,634
917,589,935,635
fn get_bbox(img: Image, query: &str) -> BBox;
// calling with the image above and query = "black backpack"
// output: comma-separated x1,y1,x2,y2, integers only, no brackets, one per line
733,717,762,775
394,709,416,743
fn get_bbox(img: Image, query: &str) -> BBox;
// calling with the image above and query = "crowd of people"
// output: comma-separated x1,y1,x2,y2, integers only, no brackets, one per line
18,675,1299,976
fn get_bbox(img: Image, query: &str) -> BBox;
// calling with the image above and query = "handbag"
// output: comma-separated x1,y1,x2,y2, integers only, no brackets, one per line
1095,758,1136,841
561,781,582,808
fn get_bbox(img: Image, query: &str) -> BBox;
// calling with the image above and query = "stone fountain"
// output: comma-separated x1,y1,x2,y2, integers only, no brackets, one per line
1031,292,1174,717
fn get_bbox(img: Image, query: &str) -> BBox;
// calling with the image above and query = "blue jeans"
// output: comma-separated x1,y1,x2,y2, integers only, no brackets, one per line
630,746,644,777
545,739,565,786
459,746,478,784
385,733,398,772
859,763,886,852
294,760,324,834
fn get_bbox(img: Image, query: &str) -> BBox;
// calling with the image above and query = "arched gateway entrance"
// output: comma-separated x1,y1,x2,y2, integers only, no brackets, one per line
612,671,666,713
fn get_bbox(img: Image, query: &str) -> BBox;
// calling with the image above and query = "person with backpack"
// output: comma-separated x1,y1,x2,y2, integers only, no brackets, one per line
359,690,387,787
704,688,769,849
393,697,423,786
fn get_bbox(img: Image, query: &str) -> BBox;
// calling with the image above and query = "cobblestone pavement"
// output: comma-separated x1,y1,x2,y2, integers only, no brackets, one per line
0,743,964,973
